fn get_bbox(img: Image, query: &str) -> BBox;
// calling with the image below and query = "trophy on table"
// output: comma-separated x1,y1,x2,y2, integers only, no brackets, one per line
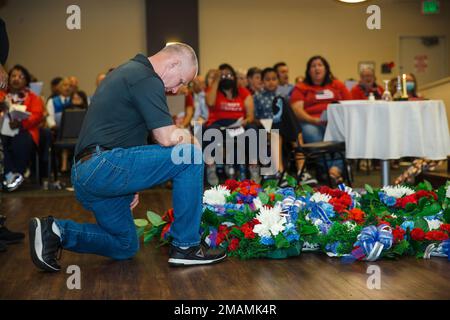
381,79,392,101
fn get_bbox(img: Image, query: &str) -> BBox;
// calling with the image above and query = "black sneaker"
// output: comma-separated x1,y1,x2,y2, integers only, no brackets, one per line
168,242,227,267
29,216,62,272
0,241,6,252
0,215,25,244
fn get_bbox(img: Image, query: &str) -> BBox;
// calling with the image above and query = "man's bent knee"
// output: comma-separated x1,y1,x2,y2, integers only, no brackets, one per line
170,143,203,166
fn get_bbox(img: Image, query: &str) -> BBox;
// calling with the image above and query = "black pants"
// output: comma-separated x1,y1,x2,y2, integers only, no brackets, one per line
1,130,35,176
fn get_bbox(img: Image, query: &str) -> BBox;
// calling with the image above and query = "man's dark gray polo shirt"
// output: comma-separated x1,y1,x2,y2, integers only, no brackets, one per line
75,54,173,155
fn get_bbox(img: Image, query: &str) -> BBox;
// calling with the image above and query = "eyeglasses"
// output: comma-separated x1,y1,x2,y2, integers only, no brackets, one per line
221,74,234,79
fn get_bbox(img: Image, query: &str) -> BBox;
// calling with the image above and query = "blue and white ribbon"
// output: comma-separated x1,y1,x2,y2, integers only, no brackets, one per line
423,239,450,260
357,224,393,261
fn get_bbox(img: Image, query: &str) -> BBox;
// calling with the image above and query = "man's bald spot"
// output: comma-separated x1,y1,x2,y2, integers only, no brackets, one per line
161,43,198,77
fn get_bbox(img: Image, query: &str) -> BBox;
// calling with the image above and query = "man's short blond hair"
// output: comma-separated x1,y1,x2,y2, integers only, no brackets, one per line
161,42,198,76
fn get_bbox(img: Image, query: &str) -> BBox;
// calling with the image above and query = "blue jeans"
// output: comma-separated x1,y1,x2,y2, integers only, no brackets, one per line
300,122,343,172
55,144,204,260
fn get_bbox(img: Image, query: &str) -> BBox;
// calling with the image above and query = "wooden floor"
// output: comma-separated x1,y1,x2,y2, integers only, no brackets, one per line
1,189,450,300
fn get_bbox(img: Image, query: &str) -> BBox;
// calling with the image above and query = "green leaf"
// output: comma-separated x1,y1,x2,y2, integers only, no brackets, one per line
414,218,429,232
419,202,441,217
143,228,159,243
300,224,319,236
275,233,290,249
365,184,374,194
258,192,270,205
147,211,165,227
134,219,149,228
301,184,314,194
136,226,146,237
405,202,417,212
286,174,297,187
392,240,410,256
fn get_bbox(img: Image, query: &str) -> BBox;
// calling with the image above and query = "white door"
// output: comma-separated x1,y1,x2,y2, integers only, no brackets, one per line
399,36,448,86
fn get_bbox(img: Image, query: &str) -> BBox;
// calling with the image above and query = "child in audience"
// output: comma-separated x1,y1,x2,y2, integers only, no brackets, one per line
254,68,317,185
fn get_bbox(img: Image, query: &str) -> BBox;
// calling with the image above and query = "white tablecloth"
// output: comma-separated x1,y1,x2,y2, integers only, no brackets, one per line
324,100,450,160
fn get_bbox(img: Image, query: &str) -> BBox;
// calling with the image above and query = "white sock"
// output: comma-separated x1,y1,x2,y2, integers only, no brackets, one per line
52,222,61,239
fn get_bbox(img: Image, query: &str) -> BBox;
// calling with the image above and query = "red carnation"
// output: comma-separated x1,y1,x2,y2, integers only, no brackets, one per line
410,228,426,241
344,208,365,224
396,194,418,209
269,193,275,202
425,230,449,241
392,226,406,243
224,179,239,192
240,222,256,239
415,190,438,201
439,224,450,234
228,238,240,251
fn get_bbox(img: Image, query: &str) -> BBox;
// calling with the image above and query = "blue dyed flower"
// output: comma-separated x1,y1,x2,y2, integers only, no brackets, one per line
277,187,296,198
260,236,275,246
325,242,340,254
379,192,396,207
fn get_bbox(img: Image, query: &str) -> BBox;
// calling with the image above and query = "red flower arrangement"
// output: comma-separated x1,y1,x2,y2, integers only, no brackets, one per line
343,208,365,224
228,238,240,251
240,219,260,239
439,224,450,234
395,190,438,209
424,230,449,241
392,226,406,243
410,228,426,241
317,186,352,213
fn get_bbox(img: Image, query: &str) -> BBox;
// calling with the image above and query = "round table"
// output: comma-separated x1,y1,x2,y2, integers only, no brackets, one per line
324,100,450,186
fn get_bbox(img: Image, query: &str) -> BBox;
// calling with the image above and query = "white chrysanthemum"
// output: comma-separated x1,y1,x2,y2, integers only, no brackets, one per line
381,185,415,199
253,197,264,210
310,192,332,203
427,219,443,231
446,185,450,198
203,185,231,205
253,205,287,238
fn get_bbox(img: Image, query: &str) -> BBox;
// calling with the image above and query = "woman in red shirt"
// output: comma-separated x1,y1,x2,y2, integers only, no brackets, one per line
290,55,351,182
0,65,44,191
204,63,257,185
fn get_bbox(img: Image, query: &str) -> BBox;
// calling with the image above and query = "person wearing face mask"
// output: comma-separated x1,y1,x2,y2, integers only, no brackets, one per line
290,55,352,184
29,43,227,272
204,63,258,184
351,67,383,100
0,65,44,192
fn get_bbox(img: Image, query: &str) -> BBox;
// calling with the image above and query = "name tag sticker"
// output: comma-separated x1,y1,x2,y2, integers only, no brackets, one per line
315,89,334,100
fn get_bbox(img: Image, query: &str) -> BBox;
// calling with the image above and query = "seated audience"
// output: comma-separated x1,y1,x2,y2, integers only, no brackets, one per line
0,65,44,192
68,90,89,110
246,67,263,94
351,67,383,100
49,77,62,99
68,75,79,95
204,63,258,184
290,55,351,183
274,62,294,98
46,77,72,128
236,68,248,88
46,77,72,172
253,67,317,185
